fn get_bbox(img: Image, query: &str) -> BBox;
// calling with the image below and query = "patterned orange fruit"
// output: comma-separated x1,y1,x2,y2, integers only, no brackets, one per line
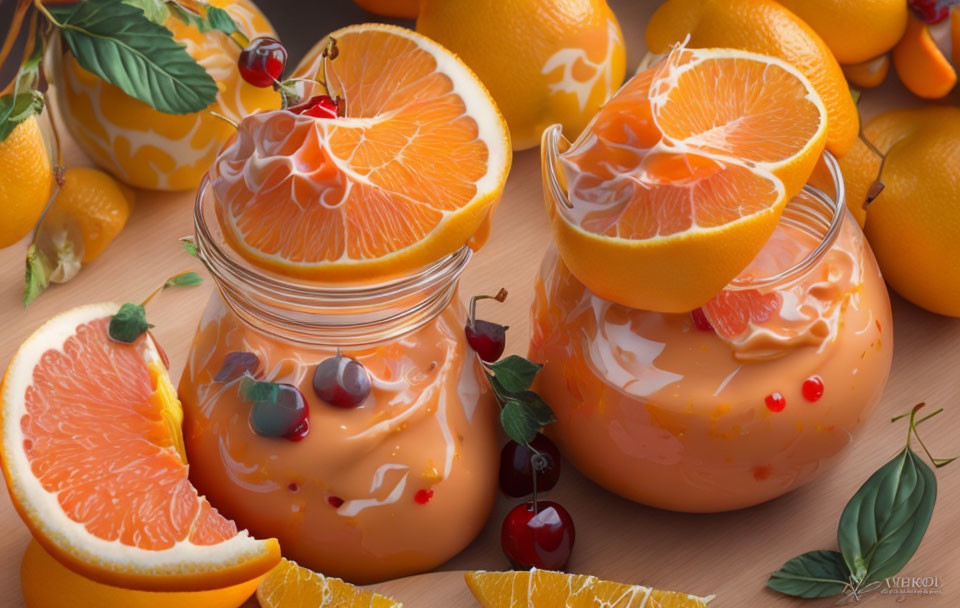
55,0,281,191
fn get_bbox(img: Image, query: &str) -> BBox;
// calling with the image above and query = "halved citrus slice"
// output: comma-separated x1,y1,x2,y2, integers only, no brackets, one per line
0,304,280,591
549,46,827,312
465,569,714,607
211,23,511,281
256,558,402,608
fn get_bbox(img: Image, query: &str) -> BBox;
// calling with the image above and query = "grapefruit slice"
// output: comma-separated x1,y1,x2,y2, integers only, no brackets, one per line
550,46,827,312
0,303,280,591
257,558,401,608
211,23,511,281
465,569,714,607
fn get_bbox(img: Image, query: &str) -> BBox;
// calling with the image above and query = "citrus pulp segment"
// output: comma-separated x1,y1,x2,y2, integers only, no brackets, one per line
0,303,280,591
465,569,713,607
551,47,827,312
256,558,402,608
212,23,511,281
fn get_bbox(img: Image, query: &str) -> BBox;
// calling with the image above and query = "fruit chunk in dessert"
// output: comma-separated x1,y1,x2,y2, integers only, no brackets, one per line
0,303,280,591
551,45,827,312
465,569,713,607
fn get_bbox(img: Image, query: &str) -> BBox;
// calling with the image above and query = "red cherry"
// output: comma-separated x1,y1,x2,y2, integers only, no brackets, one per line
238,37,287,87
690,307,714,332
313,353,371,408
501,501,575,571
414,489,434,504
764,392,786,413
328,495,344,508
909,0,950,23
499,434,561,497
249,383,310,440
802,376,824,402
288,95,339,119
465,319,507,362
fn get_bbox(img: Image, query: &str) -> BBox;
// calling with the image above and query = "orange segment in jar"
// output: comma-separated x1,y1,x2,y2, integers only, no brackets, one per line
212,23,511,281
550,46,828,313
0,304,281,591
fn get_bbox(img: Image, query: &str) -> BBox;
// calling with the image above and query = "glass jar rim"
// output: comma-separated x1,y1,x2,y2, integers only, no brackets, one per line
541,123,846,293
193,176,471,345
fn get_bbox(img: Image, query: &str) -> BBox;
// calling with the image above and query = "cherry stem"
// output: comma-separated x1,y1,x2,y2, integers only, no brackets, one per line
31,0,61,28
468,288,508,328
140,271,196,307
209,110,239,130
320,37,347,115
858,130,887,207
531,452,545,514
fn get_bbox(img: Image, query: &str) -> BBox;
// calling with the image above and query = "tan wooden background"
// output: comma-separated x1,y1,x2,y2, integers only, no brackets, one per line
1,1,958,606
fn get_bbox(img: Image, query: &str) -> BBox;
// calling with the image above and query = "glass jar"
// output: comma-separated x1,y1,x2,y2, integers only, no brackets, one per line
179,179,499,584
529,126,893,512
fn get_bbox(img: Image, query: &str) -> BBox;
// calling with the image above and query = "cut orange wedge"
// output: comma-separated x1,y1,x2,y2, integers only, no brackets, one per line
256,558,402,607
0,304,280,591
842,55,891,89
550,46,827,312
892,15,957,99
212,23,511,281
465,569,714,607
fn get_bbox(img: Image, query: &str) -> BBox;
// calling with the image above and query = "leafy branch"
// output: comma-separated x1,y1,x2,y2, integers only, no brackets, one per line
768,403,957,600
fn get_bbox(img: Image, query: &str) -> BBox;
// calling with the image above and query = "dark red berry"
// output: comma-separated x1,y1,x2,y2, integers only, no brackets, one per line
802,376,824,402
238,37,287,87
249,383,309,440
414,489,434,504
313,353,371,408
764,392,786,413
465,320,507,362
501,501,575,571
328,495,344,508
499,434,561,497
909,0,950,24
288,95,339,119
690,308,714,332
215,351,260,382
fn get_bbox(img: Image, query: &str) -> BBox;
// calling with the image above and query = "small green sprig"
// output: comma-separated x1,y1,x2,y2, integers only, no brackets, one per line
768,403,957,600
108,270,203,343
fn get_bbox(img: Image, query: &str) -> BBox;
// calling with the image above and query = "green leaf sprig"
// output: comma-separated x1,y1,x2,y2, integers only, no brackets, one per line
0,0,244,141
108,270,203,343
768,403,957,600
469,289,557,447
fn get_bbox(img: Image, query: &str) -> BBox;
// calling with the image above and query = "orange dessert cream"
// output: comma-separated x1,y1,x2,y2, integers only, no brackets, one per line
177,24,512,583
530,148,893,512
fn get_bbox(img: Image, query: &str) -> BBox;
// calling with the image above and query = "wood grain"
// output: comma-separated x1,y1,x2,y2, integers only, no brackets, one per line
2,2,959,606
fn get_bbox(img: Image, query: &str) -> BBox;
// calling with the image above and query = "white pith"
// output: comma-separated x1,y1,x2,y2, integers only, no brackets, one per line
1,303,272,576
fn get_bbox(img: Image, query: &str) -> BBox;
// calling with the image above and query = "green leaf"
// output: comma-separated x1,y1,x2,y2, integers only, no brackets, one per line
0,91,44,142
109,303,153,343
121,0,171,24
167,3,209,30
23,245,52,307
768,550,850,598
206,6,237,36
164,271,203,287
517,391,557,427
838,447,937,585
49,0,218,114
500,399,540,445
239,377,280,405
180,237,198,257
489,355,542,393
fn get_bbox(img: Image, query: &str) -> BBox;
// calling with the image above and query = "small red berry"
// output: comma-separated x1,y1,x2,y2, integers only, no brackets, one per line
238,37,287,87
690,308,714,332
802,376,824,402
328,495,344,508
465,320,507,362
764,392,786,413
414,489,434,504
501,501,575,571
288,95,339,119
499,434,561,497
908,0,950,23
313,353,371,408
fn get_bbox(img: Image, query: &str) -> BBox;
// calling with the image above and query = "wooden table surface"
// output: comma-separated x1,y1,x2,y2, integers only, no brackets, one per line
2,1,959,606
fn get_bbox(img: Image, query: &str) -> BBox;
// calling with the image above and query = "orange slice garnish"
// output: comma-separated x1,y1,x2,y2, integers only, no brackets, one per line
0,304,280,591
549,46,827,312
211,23,511,281
256,558,401,607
